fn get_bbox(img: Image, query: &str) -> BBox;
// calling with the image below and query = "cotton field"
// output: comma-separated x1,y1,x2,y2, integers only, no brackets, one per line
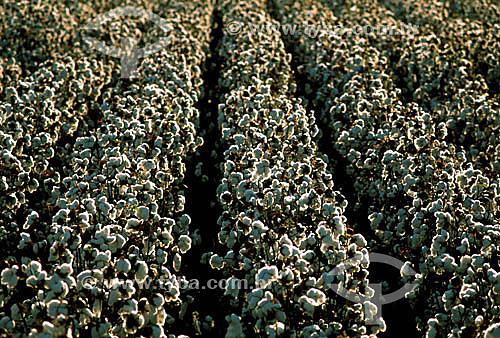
0,0,499,337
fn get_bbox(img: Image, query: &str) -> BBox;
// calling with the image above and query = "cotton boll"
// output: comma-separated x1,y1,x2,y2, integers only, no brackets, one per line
209,254,225,270
372,317,386,333
173,253,182,272
135,261,148,282
108,234,126,252
298,296,316,316
177,235,192,254
251,220,268,239
306,288,326,306
352,234,367,247
126,218,141,230
1,266,18,288
401,261,414,277
256,265,278,288
136,206,150,221
450,304,465,324
116,259,131,274
484,323,500,338
332,216,346,236
363,301,378,322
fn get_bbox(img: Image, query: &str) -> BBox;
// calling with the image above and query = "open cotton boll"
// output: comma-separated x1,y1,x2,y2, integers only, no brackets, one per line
352,234,367,247
28,260,42,276
401,261,414,277
135,261,148,282
116,258,131,274
178,235,192,254
125,218,141,232
266,321,285,337
209,254,225,270
1,266,18,288
173,253,182,272
332,216,346,236
363,301,378,322
108,234,126,252
152,294,164,308
251,220,268,239
306,288,326,306
298,296,316,315
47,299,68,318
255,265,278,288
484,323,500,338
136,206,150,221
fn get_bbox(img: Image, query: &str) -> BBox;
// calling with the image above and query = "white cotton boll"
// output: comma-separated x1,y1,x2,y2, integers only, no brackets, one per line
295,259,309,274
137,206,150,221
43,321,56,335
1,266,18,288
135,261,148,282
95,250,111,268
442,290,455,311
267,321,285,336
281,244,294,257
451,304,465,324
333,216,345,236
248,288,264,310
178,235,192,254
256,266,278,288
401,261,414,277
116,259,131,274
0,317,14,330
425,327,438,338
471,254,484,270
108,289,120,306
373,317,386,333
301,250,315,261
57,263,73,276
363,301,378,322
279,267,294,282
360,248,370,269
138,159,155,171
368,212,383,229
173,253,182,272
251,220,268,239
494,281,500,295
109,234,126,252
298,296,315,315
320,235,336,253
352,234,367,247
10,304,21,321
306,288,326,306
484,323,500,338
29,261,42,276
316,224,329,238
161,230,174,247
225,314,245,338
152,294,164,308
47,299,62,318
126,218,141,229
209,254,224,270
459,284,478,300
